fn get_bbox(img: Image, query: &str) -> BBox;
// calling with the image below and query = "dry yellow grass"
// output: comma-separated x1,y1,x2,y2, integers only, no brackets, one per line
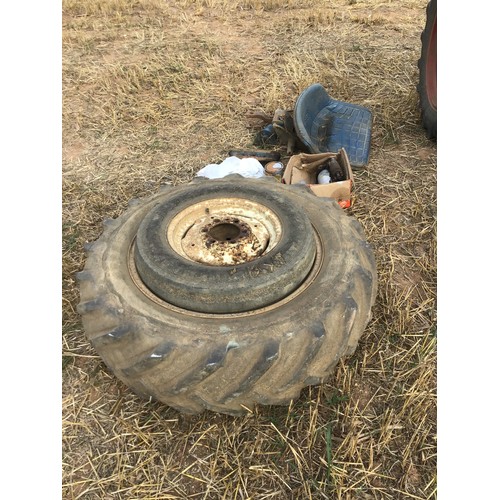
63,0,436,498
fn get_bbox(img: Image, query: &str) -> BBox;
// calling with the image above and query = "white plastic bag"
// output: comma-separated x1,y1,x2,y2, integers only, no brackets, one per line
196,156,265,179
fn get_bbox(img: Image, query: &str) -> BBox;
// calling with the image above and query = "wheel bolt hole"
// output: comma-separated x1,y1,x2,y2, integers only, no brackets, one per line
207,223,241,242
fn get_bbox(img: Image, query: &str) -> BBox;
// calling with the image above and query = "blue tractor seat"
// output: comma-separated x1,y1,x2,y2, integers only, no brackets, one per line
293,83,372,168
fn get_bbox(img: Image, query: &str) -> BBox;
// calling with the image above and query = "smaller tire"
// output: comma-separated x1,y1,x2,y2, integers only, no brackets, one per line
134,181,316,313
417,0,437,140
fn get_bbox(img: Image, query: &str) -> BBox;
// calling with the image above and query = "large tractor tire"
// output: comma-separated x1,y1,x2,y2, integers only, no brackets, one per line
417,0,437,140
77,176,377,415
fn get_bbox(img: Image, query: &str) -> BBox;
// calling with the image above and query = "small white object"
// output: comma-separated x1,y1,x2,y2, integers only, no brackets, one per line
265,161,284,174
197,156,265,179
317,169,331,184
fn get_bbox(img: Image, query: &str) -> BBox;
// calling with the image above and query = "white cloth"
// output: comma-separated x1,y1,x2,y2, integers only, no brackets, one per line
196,156,265,179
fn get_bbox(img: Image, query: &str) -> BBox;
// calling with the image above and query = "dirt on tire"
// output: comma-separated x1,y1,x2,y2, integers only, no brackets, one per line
77,176,377,415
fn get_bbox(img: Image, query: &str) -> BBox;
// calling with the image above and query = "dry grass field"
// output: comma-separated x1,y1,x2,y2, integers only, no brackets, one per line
62,0,437,498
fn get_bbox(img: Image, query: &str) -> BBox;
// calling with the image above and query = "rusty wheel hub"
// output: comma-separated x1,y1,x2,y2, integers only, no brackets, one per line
167,197,283,266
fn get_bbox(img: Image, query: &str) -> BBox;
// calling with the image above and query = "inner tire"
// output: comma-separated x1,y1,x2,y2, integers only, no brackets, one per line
134,180,316,313
77,176,377,415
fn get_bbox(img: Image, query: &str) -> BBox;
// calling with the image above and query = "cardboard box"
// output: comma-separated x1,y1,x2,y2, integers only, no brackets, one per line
282,149,354,208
